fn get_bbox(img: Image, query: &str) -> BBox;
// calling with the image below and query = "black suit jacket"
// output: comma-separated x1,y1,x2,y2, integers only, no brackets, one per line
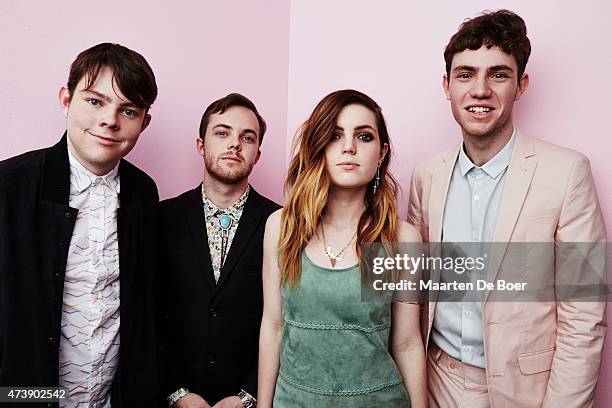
0,134,160,407
158,185,280,405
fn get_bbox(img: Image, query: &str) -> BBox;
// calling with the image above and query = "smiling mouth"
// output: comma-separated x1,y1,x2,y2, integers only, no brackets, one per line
88,131,120,144
466,106,494,115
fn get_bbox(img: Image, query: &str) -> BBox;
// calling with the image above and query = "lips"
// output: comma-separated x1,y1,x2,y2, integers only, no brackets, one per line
220,155,242,163
88,131,120,145
337,161,359,169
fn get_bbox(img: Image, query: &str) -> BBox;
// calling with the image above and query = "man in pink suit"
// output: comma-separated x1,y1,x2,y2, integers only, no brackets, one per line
407,9,607,407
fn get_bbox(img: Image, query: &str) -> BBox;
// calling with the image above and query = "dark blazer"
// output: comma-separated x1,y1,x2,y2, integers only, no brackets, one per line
158,185,280,405
0,134,160,407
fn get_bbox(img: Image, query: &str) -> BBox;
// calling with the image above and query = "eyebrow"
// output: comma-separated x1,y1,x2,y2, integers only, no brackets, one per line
212,123,258,135
452,65,514,74
81,89,140,108
335,125,377,132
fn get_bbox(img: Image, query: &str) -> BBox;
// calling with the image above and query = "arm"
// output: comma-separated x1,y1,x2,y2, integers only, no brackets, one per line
407,167,425,240
543,154,607,408
257,210,284,408
390,222,427,408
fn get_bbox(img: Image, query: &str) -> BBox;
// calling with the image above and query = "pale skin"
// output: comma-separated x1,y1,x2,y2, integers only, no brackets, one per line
59,67,151,176
257,104,427,407
175,106,261,408
443,45,529,166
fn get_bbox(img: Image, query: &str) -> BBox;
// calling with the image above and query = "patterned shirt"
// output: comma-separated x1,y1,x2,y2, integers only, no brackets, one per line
59,147,121,408
202,184,249,282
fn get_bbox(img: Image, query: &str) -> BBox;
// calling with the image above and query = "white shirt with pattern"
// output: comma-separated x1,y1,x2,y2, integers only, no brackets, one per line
202,184,249,283
58,147,121,408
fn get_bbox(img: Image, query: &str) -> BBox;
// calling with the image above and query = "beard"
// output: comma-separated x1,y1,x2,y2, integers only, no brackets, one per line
204,152,254,185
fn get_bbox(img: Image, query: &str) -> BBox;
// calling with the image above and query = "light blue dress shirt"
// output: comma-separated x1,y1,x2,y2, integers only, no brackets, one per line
431,129,516,368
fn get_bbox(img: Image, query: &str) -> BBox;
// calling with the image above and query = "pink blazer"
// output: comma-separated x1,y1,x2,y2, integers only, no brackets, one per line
407,131,607,407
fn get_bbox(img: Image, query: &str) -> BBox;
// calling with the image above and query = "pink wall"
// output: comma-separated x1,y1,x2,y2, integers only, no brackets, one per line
0,0,290,203
2,0,611,405
287,1,612,406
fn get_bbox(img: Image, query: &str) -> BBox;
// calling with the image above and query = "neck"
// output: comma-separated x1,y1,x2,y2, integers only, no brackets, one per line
202,173,249,209
462,121,514,167
323,187,366,229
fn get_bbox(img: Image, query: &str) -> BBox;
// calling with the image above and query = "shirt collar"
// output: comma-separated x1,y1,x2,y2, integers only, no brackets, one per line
458,127,516,179
67,145,120,195
202,184,250,220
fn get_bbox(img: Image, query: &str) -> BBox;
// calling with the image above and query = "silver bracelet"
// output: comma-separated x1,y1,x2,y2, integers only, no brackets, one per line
167,387,190,406
238,389,257,408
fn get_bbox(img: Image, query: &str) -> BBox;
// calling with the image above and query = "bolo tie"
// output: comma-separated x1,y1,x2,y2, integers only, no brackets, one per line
219,213,233,267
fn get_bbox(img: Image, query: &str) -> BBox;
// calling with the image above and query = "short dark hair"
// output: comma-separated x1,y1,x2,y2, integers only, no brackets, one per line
444,9,531,82
199,93,267,145
67,43,158,109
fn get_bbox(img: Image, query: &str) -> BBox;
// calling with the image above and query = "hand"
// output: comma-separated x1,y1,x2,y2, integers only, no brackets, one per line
212,396,244,408
175,393,212,408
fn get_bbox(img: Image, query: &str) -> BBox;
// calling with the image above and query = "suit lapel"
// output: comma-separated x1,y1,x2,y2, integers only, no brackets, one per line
214,188,265,292
427,146,459,331
116,161,143,347
185,186,216,292
428,147,460,243
485,132,537,299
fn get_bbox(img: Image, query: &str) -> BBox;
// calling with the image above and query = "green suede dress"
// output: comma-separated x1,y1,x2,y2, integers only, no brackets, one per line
273,252,410,407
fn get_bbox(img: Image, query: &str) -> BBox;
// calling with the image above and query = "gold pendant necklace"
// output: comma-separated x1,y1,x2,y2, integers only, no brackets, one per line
321,224,357,267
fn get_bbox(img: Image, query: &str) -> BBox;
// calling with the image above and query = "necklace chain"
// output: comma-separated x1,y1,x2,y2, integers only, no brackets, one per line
321,223,357,267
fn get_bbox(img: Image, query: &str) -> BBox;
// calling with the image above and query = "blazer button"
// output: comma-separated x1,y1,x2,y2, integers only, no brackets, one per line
58,241,64,247
207,354,215,364
65,211,72,218
48,336,55,344
208,307,217,317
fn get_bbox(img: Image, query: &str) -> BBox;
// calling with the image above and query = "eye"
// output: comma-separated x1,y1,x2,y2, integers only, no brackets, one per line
331,133,341,141
357,132,374,142
122,109,138,117
492,73,509,80
457,73,471,80
87,98,101,106
216,130,228,137
242,134,257,143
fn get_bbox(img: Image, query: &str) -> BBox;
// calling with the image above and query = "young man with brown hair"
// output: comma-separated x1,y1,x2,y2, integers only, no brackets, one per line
0,43,160,407
408,10,607,407
159,93,279,408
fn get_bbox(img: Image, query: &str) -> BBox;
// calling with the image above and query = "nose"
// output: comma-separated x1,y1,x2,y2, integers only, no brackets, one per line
226,132,242,151
342,136,356,155
469,76,492,99
99,107,120,130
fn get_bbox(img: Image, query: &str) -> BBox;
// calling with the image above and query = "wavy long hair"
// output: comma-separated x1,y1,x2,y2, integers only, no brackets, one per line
279,90,399,288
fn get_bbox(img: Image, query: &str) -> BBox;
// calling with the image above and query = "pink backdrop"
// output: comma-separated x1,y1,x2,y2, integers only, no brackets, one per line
1,1,611,405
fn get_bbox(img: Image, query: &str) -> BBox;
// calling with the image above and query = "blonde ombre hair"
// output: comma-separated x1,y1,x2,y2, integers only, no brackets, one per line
279,90,399,288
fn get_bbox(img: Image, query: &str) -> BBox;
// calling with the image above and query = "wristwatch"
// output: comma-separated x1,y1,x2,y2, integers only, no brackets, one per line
167,387,190,406
238,389,257,408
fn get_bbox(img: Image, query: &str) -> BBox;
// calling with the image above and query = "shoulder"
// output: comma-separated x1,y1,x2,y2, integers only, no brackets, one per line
397,220,422,243
265,208,283,230
530,136,588,164
264,208,284,240
249,187,282,215
0,148,45,181
121,159,157,194
411,145,459,179
159,187,197,214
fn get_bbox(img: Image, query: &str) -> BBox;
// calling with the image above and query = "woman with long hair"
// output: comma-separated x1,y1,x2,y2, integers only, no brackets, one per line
258,90,426,407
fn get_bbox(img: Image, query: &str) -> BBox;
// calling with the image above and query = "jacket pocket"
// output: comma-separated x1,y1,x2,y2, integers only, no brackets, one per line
517,348,555,374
